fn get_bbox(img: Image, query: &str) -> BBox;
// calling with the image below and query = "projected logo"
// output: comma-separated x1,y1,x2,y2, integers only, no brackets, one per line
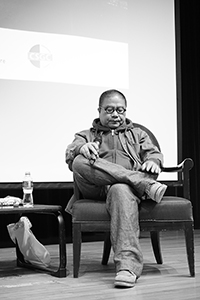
28,44,53,68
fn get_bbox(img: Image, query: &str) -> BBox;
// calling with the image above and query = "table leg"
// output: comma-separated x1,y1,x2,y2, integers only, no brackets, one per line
16,210,68,278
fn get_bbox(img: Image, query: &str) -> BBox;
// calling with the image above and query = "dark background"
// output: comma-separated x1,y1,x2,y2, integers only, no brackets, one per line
179,1,200,230
0,0,200,247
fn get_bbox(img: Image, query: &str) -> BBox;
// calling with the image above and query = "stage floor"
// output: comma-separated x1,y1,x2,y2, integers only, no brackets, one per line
0,230,199,300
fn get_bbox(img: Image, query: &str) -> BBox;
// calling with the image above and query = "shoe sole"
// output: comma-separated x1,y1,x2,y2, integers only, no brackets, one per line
115,281,135,288
155,184,167,203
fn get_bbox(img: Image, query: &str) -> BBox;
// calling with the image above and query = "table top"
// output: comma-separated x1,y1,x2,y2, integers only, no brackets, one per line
0,204,63,214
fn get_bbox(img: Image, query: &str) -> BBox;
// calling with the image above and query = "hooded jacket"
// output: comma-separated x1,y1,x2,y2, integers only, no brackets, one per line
65,118,164,171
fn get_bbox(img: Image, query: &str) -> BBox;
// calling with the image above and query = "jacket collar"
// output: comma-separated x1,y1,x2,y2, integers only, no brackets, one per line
92,118,134,133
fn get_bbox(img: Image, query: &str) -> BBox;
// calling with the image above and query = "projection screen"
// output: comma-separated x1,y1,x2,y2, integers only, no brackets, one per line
0,0,178,184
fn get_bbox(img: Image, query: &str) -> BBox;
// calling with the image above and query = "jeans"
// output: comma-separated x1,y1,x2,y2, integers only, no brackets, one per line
72,155,157,278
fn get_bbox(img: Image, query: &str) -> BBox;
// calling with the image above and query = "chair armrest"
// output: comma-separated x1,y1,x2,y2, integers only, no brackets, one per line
161,158,193,199
161,158,194,173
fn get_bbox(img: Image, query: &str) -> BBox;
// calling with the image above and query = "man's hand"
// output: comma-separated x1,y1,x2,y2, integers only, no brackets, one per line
80,142,99,160
141,161,161,174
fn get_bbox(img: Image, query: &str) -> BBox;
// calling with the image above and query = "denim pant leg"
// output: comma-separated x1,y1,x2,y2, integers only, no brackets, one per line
106,183,143,278
72,155,157,199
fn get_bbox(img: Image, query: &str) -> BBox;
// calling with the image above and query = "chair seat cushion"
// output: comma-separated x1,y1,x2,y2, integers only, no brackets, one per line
72,199,109,222
72,196,193,222
139,196,193,221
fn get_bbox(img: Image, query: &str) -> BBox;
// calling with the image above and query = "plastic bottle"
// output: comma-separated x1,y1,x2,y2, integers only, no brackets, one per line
22,172,34,207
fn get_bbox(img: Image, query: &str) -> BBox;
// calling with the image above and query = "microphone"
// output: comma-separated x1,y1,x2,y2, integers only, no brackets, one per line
89,136,102,165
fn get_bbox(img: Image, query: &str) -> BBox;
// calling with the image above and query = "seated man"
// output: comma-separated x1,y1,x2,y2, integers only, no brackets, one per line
65,89,167,288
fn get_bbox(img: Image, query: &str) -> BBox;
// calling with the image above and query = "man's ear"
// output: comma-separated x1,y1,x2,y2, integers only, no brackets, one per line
97,107,101,113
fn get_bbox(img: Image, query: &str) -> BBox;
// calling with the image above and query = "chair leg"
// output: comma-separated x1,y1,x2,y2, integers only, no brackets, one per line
150,231,163,264
73,223,82,278
102,232,111,265
184,222,195,277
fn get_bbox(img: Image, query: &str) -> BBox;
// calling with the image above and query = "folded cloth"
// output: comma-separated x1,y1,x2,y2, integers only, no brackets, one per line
7,216,51,267
0,196,22,207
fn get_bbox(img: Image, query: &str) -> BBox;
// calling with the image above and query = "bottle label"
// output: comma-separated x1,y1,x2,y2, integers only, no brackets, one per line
23,188,33,194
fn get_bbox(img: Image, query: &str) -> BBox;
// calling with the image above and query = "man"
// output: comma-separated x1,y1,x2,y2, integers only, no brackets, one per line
65,89,167,288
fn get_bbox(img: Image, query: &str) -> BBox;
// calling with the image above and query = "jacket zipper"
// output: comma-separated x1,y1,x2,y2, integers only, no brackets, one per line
111,129,116,163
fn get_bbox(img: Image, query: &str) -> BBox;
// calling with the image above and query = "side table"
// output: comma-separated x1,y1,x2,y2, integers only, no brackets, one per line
0,204,68,277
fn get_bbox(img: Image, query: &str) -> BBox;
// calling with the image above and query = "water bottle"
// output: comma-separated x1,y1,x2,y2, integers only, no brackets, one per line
22,172,34,207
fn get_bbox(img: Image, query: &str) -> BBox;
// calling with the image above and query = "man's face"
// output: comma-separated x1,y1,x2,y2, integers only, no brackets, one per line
98,93,126,129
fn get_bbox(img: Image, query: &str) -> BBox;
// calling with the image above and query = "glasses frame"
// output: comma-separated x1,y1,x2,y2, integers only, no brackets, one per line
100,106,126,115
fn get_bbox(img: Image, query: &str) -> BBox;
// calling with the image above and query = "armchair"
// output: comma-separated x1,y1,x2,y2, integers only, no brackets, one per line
69,123,194,278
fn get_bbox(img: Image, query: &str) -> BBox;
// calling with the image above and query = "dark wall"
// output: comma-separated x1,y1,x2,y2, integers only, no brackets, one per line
179,1,200,228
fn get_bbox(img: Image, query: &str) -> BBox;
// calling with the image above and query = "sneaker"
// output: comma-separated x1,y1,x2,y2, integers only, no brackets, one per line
146,182,167,203
114,270,137,288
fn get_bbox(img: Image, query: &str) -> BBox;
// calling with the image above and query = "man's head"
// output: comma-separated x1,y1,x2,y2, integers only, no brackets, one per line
98,89,127,129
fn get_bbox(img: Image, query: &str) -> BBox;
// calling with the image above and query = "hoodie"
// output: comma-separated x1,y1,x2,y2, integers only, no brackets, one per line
65,118,163,172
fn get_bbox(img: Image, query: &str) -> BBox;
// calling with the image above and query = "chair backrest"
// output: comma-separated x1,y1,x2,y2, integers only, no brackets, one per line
133,123,161,151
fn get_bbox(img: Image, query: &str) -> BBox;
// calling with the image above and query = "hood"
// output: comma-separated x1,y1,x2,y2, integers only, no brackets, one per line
91,118,134,133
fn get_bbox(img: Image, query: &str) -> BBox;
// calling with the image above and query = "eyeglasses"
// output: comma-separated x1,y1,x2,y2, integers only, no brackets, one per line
100,106,126,114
